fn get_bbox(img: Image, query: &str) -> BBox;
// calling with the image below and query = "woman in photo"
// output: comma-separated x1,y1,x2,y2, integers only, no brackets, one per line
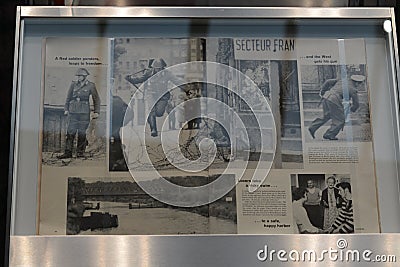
292,187,323,234
304,179,322,228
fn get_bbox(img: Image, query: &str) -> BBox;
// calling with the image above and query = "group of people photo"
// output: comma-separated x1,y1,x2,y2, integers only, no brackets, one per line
291,174,354,234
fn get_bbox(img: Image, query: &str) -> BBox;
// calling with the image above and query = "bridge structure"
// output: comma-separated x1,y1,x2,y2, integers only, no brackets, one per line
82,182,162,200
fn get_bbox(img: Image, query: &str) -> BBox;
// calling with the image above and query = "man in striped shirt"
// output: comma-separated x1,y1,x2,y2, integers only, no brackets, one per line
328,182,354,234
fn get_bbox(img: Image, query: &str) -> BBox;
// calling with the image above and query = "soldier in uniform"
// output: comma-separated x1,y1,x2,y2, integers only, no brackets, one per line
308,75,364,140
58,68,100,159
125,58,185,137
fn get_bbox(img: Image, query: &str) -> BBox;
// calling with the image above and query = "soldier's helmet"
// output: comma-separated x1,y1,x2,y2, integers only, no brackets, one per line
75,68,90,76
151,58,167,69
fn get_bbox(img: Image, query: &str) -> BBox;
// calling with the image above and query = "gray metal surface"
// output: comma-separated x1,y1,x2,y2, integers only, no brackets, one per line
72,0,348,7
20,6,391,18
9,235,400,266
388,9,400,229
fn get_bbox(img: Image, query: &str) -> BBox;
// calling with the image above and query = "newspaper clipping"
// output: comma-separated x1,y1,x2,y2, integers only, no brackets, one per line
39,38,110,234
38,37,380,235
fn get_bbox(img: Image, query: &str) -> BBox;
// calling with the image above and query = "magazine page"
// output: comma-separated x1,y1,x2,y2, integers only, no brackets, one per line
109,37,240,234
39,37,380,236
206,37,380,234
297,38,380,234
39,37,111,234
40,37,241,235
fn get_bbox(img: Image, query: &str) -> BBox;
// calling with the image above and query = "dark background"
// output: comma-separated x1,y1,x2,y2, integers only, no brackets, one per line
0,0,396,266
1,1,27,266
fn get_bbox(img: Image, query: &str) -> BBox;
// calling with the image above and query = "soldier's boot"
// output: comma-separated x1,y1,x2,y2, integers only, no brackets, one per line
76,134,87,158
322,135,338,141
148,115,158,137
323,121,344,141
58,134,74,159
308,117,329,139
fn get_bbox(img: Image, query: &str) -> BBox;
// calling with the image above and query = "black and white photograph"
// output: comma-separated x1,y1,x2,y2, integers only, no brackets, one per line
41,38,109,167
111,37,303,172
302,64,372,142
208,38,303,169
290,173,354,234
238,59,303,168
110,38,213,171
66,174,237,235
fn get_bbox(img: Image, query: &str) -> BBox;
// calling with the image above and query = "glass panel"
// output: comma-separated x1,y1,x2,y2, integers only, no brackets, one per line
12,15,400,237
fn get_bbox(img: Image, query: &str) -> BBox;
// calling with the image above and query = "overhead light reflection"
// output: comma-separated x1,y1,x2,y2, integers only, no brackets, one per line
114,8,152,17
383,20,392,33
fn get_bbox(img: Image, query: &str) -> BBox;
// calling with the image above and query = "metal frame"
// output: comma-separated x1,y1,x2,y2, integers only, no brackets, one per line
8,234,400,266
9,6,400,267
7,7,21,267
389,9,400,207
20,6,391,18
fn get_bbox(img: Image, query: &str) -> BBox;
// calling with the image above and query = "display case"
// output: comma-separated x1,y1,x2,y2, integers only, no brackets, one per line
8,6,400,266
